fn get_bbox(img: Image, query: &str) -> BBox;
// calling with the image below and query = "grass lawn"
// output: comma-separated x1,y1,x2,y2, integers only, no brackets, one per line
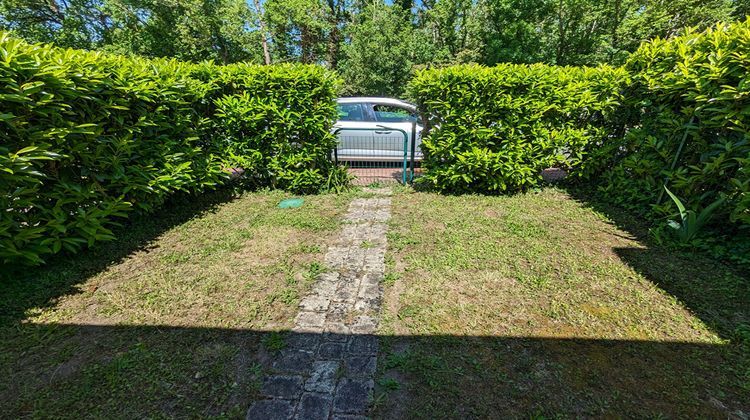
0,188,355,418
375,187,749,418
1,185,748,418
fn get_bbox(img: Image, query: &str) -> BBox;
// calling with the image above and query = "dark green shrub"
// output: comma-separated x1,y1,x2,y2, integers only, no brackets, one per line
408,24,749,261
209,63,345,193
0,33,343,264
587,21,750,241
408,63,628,193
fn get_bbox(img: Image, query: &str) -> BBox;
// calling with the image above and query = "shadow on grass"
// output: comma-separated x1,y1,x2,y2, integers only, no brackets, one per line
563,186,750,342
0,188,237,328
614,247,750,340
0,323,265,418
0,325,747,418
2,184,748,418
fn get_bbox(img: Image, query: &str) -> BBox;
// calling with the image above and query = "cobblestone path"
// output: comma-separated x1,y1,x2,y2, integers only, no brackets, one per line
247,189,391,419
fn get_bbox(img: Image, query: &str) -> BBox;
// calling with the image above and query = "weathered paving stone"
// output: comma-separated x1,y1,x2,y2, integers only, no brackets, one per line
315,281,339,297
296,392,333,419
363,260,385,272
317,341,346,360
332,378,374,414
285,333,320,352
261,375,303,399
361,272,382,287
333,282,359,302
343,356,376,377
246,399,295,420
325,252,347,269
273,349,314,374
322,332,349,342
324,322,351,335
349,315,378,334
353,299,369,313
354,296,382,314
249,190,391,418
305,361,340,393
326,302,352,323
357,283,380,300
331,415,368,420
343,253,365,270
292,324,323,334
347,335,378,355
299,296,330,312
294,311,326,329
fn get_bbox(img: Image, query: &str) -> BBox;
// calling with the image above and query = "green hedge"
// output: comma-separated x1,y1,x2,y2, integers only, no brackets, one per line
0,33,343,264
208,63,344,193
589,22,750,232
408,22,749,259
408,63,628,193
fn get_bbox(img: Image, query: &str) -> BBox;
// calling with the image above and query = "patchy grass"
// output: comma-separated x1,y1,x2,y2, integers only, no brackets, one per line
376,188,749,418
3,185,747,418
0,188,355,418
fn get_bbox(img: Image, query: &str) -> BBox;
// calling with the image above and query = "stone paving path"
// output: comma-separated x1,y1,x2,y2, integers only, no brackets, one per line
247,189,391,420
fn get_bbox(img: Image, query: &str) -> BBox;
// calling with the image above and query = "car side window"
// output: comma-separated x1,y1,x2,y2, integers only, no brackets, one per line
373,104,418,123
337,103,366,121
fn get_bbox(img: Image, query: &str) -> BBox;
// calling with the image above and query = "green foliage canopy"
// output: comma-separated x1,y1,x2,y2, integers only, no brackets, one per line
2,0,744,95
591,21,750,232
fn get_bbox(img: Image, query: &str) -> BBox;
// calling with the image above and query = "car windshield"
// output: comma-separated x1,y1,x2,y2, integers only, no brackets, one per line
373,104,418,123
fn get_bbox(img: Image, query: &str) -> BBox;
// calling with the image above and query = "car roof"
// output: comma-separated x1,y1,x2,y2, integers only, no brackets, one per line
336,97,416,110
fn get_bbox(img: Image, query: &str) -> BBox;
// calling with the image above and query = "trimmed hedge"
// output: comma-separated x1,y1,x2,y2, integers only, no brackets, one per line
208,63,343,193
0,33,343,264
409,21,749,259
590,22,750,232
408,63,628,193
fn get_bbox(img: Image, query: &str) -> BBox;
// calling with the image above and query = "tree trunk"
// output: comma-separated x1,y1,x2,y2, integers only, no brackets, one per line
612,0,621,50
325,0,343,69
327,25,340,69
46,0,65,24
557,0,566,65
300,26,315,64
252,0,272,65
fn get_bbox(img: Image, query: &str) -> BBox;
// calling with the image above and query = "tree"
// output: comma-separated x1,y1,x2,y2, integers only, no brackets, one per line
1,0,744,94
419,0,484,63
264,0,330,63
478,0,554,64
339,1,424,96
323,0,351,68
548,0,617,65
734,0,750,18
0,0,108,48
101,0,263,64
251,0,272,64
617,0,735,53
0,0,264,63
